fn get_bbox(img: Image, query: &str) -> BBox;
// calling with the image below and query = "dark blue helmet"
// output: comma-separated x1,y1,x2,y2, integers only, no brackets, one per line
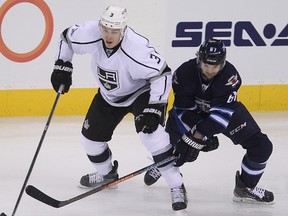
197,38,226,66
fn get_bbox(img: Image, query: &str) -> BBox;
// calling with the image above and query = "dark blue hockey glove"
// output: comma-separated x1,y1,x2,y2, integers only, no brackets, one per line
174,131,208,167
201,136,219,152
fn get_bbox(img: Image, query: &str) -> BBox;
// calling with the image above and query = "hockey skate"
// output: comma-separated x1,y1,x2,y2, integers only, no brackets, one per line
79,160,119,189
233,171,274,205
144,166,162,186
171,184,188,211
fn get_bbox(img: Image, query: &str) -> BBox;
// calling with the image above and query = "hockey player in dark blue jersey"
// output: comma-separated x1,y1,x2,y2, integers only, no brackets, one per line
144,38,274,204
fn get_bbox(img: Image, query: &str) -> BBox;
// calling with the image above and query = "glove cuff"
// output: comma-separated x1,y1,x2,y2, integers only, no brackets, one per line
190,125,207,141
142,107,162,118
182,133,205,150
143,103,166,118
54,59,73,73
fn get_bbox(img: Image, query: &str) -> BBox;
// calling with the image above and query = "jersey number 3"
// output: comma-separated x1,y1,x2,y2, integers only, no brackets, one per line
150,54,161,64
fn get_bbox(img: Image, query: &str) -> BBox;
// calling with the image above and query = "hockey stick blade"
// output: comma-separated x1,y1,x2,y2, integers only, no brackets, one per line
25,156,176,208
26,185,61,208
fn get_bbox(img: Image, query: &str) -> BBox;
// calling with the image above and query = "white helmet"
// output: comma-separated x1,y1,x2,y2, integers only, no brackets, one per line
100,5,128,30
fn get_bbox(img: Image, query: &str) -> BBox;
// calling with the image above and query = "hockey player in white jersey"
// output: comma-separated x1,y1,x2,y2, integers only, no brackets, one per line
50,5,187,211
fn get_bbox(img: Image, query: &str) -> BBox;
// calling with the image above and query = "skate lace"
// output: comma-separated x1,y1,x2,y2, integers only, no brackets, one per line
88,172,104,183
171,186,185,203
250,187,265,199
149,167,162,180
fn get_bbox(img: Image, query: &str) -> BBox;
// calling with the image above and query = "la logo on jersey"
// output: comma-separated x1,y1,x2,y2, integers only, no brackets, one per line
97,67,119,91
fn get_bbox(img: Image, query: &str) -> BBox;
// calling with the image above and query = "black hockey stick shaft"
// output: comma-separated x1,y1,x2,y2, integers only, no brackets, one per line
0,85,64,216
25,155,176,208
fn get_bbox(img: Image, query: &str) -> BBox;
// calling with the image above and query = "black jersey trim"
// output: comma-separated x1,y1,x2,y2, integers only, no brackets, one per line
120,47,160,72
61,28,69,43
129,27,160,54
71,38,102,45
57,40,63,59
159,75,168,101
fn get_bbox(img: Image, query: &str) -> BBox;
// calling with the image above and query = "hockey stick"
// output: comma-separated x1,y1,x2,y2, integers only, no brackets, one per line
25,155,176,208
0,85,64,216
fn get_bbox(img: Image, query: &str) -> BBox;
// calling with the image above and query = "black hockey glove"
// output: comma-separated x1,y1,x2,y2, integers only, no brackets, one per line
201,136,219,152
51,59,73,94
135,104,166,134
174,131,209,167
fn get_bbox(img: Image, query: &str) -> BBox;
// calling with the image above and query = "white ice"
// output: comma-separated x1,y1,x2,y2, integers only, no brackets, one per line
0,112,288,216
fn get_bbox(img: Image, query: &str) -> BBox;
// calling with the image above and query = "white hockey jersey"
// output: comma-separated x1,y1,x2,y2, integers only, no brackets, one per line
55,20,172,107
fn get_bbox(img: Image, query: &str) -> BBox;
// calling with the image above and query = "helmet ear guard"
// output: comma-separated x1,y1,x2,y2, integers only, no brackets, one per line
197,38,226,69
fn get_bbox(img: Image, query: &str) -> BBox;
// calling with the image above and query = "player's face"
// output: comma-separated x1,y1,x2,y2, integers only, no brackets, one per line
101,26,122,48
200,62,222,80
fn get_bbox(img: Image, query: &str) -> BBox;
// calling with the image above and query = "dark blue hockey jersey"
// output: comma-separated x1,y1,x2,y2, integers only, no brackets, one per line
170,58,242,138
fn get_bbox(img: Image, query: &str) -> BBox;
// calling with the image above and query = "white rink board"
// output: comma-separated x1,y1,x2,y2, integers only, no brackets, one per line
0,0,287,89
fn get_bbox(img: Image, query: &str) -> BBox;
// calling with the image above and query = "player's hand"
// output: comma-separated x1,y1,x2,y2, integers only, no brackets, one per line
174,131,208,167
135,104,166,134
201,136,219,152
51,59,73,94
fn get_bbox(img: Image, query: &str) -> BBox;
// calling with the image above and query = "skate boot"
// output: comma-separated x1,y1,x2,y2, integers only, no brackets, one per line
144,167,162,186
171,184,188,211
79,160,119,189
233,171,274,204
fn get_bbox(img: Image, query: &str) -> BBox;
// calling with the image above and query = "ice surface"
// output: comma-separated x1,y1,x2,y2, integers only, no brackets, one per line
0,112,287,216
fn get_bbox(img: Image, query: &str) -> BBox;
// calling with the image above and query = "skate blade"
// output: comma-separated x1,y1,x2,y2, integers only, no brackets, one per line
174,209,189,216
77,184,118,190
233,196,275,205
